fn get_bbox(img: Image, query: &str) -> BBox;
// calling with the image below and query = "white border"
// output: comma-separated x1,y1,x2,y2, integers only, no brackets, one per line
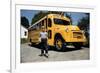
11,4,96,73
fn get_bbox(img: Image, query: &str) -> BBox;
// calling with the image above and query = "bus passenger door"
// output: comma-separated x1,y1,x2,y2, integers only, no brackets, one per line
47,18,53,46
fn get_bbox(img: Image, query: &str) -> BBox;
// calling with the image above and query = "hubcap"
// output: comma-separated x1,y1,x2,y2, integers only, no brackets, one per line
56,39,62,50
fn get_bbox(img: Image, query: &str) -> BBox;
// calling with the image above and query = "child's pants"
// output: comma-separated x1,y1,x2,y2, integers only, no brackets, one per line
40,38,48,54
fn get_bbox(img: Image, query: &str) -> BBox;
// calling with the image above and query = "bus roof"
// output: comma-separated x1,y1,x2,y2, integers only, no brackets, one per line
28,14,70,29
28,15,47,29
47,14,70,21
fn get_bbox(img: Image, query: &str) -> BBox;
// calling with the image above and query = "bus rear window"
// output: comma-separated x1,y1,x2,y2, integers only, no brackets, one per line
54,18,70,25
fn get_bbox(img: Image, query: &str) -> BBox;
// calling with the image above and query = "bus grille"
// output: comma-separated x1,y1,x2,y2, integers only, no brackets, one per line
73,32,83,38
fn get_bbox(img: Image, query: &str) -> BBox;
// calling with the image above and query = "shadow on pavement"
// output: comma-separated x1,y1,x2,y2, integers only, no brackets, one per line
28,43,83,52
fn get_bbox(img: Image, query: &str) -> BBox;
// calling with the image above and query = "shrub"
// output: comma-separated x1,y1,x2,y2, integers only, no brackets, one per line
21,38,28,44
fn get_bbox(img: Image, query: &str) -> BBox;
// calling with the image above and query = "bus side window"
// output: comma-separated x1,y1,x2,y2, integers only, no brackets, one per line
42,20,44,26
48,30,52,39
45,18,47,28
39,22,41,29
33,25,37,30
36,24,39,30
48,18,52,27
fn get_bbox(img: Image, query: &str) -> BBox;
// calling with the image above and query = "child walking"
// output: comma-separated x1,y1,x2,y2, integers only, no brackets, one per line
39,26,49,58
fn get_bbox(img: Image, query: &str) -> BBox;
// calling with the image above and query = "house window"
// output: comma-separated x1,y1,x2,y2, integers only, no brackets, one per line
24,31,27,36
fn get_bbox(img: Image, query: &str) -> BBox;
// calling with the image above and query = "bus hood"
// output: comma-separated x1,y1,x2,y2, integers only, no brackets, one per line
66,25,80,31
54,25,80,31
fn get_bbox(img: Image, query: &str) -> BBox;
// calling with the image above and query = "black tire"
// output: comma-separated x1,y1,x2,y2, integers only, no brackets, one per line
30,39,35,46
54,37,66,51
30,39,32,42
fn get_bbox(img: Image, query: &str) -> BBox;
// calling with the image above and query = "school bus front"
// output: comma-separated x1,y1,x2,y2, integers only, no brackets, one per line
47,14,86,50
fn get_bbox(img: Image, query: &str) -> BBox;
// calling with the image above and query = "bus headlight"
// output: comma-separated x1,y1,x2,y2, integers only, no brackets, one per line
66,28,69,32
82,30,85,34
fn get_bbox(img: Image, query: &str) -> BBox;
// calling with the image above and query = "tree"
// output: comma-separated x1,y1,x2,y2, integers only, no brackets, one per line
65,13,72,24
78,13,90,31
21,16,29,28
77,13,90,47
48,11,63,15
31,11,65,25
31,11,48,25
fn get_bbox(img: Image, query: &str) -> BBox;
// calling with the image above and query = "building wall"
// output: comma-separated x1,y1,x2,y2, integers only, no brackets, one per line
21,26,28,39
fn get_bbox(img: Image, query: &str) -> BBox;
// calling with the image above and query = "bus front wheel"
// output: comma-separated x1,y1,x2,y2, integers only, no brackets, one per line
54,37,66,51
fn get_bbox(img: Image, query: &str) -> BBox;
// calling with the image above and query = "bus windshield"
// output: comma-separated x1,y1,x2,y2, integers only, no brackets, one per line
54,18,70,25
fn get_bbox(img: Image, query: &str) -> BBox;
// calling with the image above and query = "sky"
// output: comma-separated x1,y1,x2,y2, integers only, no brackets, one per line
21,9,88,25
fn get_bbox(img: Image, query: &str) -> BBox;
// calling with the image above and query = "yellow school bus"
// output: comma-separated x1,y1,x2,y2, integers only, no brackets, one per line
28,14,86,50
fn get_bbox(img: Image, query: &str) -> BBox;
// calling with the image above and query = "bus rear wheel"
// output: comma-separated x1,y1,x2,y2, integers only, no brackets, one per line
30,39,35,46
54,37,66,51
